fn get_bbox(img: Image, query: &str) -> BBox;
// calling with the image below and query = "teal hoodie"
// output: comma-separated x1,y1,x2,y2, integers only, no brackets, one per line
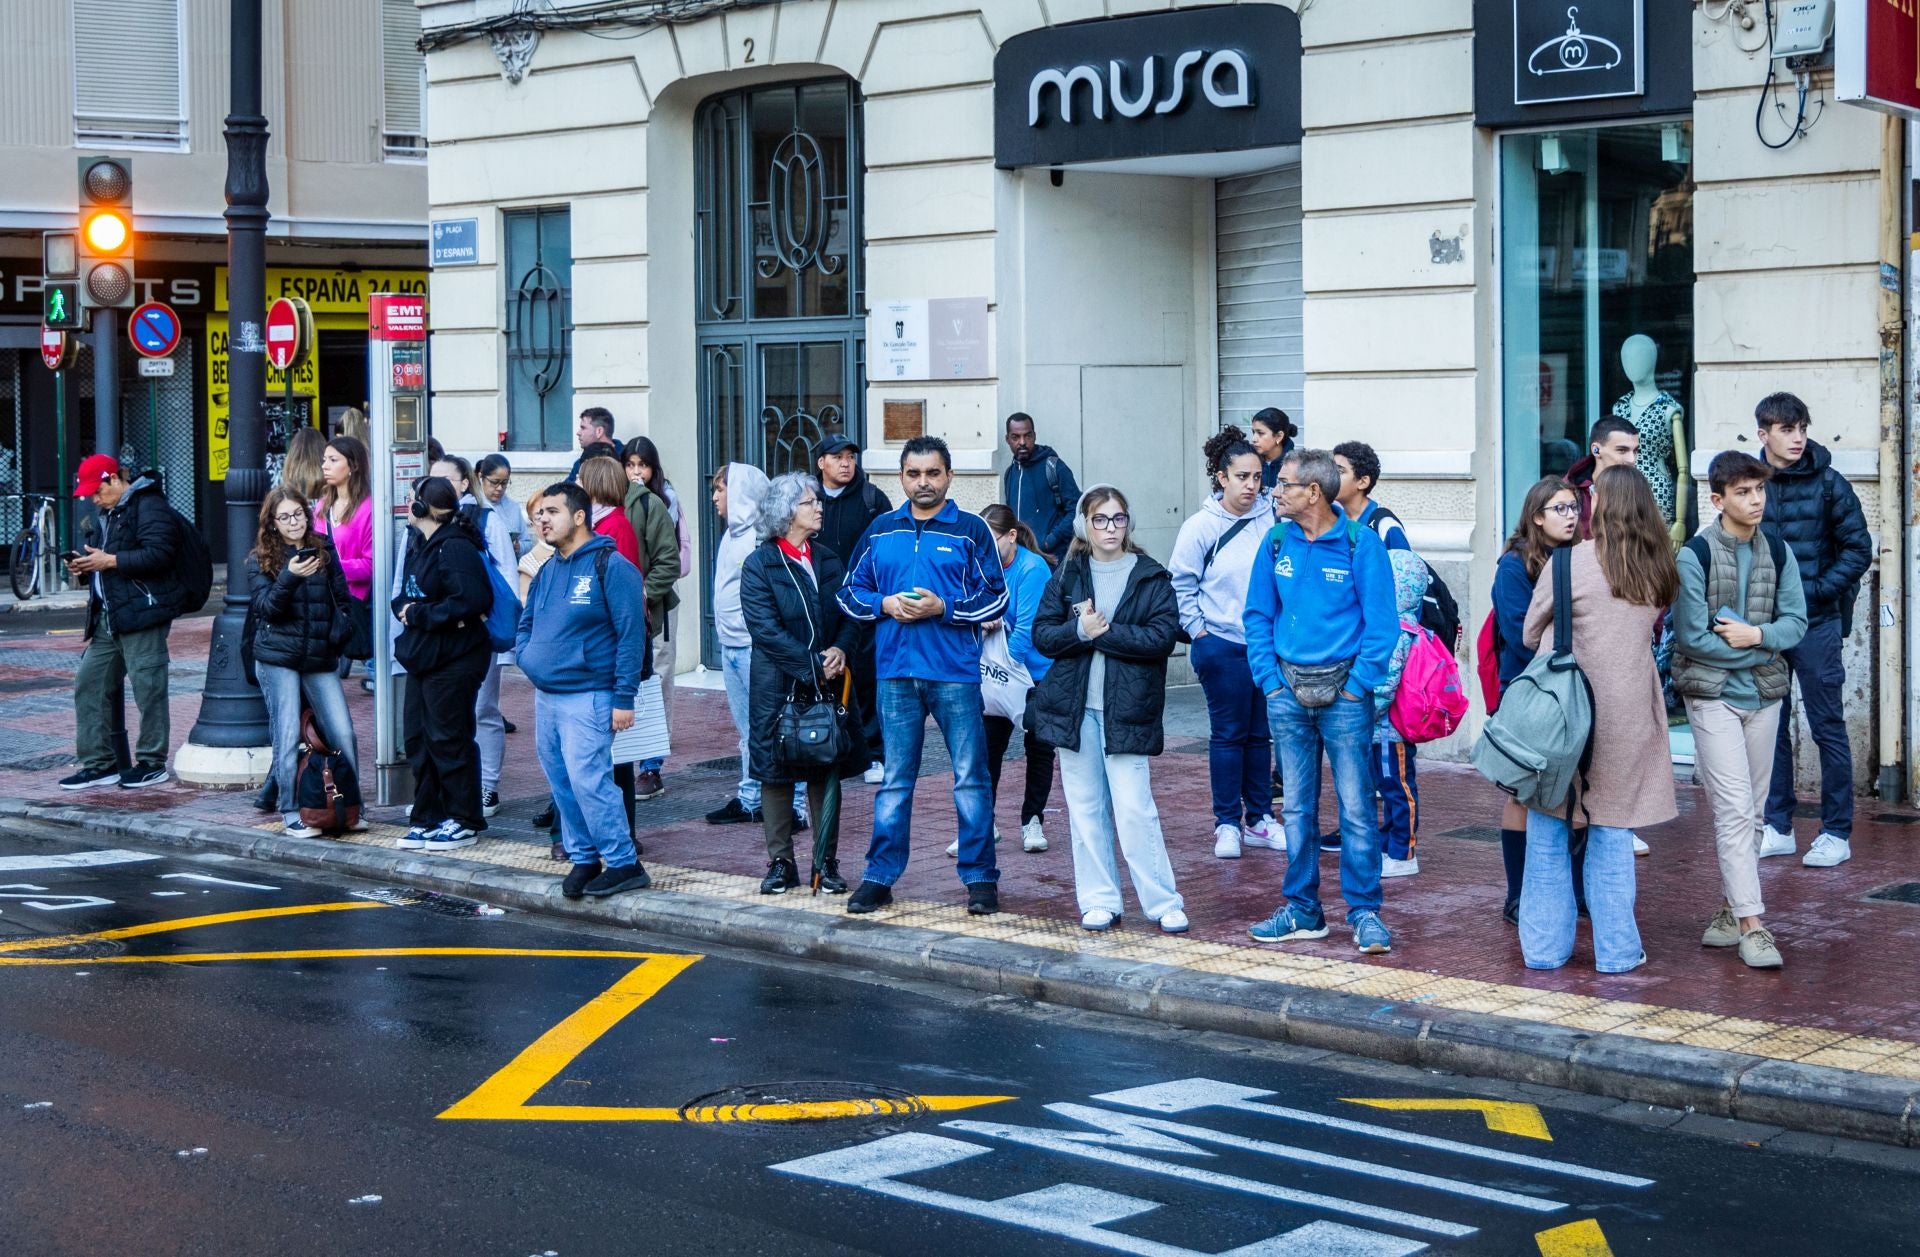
1243,505,1400,699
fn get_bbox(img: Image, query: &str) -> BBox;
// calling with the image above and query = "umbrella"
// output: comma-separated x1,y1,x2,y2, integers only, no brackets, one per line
810,670,853,895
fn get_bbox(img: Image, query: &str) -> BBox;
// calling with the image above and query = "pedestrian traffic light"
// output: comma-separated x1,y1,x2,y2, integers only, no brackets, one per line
75,156,135,310
43,281,84,332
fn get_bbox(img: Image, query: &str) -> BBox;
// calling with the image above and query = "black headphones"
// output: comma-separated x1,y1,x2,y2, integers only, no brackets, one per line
409,475,434,519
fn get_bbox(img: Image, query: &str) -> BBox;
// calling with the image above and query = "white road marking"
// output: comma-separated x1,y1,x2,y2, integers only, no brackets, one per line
1094,1079,1655,1189
0,849,160,871
0,884,115,911
158,873,279,891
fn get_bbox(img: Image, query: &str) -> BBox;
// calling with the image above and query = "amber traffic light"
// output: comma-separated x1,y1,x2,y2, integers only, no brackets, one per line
76,156,135,309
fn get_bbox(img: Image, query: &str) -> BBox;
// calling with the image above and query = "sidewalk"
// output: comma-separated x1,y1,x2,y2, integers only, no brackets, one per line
8,617,1920,1143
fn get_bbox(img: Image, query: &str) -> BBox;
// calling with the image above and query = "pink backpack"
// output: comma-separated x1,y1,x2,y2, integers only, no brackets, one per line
1390,619,1469,744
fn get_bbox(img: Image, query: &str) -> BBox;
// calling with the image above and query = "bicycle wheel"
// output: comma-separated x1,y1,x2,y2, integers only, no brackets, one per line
10,530,39,600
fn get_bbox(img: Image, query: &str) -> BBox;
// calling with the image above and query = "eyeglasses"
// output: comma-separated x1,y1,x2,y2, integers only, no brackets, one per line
1543,503,1579,519
1273,479,1302,493
796,497,819,509
1090,513,1130,531
273,511,308,524
483,476,510,488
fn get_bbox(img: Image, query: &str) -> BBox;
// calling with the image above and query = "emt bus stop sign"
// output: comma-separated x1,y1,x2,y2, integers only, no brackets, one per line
265,296,312,372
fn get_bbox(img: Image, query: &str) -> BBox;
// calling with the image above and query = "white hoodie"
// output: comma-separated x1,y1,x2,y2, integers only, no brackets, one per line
1167,491,1273,646
711,462,769,648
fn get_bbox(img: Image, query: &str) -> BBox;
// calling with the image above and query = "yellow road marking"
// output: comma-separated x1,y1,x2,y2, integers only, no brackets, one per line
1341,1098,1553,1141
0,901,388,954
1535,1218,1615,1256
0,946,690,966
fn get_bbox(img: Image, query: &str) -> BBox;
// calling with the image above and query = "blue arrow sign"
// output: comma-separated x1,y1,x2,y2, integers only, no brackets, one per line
129,302,181,357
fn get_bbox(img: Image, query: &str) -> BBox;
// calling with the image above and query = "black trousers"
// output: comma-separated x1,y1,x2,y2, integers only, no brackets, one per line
850,630,884,761
404,651,490,830
984,711,1054,825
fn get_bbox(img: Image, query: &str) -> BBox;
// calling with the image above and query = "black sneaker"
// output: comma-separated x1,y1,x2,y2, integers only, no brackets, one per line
705,798,761,825
532,802,556,830
1502,900,1520,927
481,790,501,818
583,862,651,897
792,812,809,834
503,719,517,734
118,762,169,789
759,858,800,895
1319,831,1342,854
846,881,893,914
814,860,848,895
549,840,567,862
561,862,603,900
966,883,1000,916
59,766,120,790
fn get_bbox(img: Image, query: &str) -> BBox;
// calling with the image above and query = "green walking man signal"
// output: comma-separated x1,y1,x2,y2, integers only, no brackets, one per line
43,280,85,332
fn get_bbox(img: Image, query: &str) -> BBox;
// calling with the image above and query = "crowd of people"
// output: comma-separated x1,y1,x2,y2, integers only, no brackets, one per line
56,390,1874,971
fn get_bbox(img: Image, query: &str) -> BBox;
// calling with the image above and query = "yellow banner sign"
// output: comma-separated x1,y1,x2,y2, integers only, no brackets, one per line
215,267,427,316
206,313,319,482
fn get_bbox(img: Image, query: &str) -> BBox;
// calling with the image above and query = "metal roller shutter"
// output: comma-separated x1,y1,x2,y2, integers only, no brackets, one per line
1216,165,1303,435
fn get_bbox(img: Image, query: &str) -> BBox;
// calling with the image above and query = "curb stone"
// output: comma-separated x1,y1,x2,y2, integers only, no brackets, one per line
2,798,1915,1149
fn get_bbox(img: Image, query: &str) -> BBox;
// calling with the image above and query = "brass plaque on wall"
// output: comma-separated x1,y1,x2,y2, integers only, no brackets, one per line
883,398,926,443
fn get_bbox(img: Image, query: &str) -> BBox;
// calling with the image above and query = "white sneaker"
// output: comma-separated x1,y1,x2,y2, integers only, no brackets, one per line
1631,835,1650,856
1157,909,1190,935
282,819,321,839
1213,824,1242,859
864,761,885,785
1758,824,1797,858
1241,815,1284,850
1802,833,1851,868
945,837,959,858
1380,856,1419,879
1081,909,1117,931
1022,818,1048,852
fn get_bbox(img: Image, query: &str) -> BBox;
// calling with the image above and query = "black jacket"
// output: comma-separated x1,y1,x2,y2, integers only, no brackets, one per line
818,470,891,569
246,535,352,674
740,540,863,784
1758,439,1872,630
86,473,185,638
391,521,493,675
1029,553,1180,756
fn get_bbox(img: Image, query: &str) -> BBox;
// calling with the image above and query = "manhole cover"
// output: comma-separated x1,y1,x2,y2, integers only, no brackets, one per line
679,1081,927,1138
350,888,505,917
1865,882,1920,906
0,933,127,959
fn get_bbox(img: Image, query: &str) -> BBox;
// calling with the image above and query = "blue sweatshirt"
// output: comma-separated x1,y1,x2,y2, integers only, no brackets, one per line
838,498,1008,684
1490,549,1539,688
1243,506,1400,699
1002,545,1054,683
514,533,650,699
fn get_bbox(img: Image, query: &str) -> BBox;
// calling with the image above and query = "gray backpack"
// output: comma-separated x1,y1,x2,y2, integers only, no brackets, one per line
1469,546,1593,818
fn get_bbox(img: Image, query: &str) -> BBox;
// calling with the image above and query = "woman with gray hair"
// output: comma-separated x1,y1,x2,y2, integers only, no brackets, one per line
738,471,863,894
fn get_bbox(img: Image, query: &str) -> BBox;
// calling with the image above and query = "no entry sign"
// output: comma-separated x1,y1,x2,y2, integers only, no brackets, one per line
128,301,181,359
265,296,311,371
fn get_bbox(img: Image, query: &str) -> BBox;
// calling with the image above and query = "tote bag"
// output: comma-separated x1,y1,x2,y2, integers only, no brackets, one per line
610,673,671,765
979,625,1032,722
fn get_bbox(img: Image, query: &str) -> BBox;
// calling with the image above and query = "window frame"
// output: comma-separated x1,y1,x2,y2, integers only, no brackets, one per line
381,0,427,161
71,0,188,152
502,205,575,454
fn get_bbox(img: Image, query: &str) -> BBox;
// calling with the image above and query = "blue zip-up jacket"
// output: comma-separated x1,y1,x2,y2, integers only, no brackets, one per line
1002,445,1079,558
838,498,1008,683
1243,505,1400,699
1002,545,1054,683
514,533,650,700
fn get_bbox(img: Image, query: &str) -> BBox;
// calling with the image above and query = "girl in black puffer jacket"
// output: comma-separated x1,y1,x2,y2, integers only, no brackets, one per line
1030,485,1188,936
246,486,358,838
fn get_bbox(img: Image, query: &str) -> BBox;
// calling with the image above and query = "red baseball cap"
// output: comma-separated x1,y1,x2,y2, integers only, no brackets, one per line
73,453,121,498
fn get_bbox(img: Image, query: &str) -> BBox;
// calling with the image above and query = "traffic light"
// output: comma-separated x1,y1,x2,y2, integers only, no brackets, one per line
75,155,134,309
40,230,84,331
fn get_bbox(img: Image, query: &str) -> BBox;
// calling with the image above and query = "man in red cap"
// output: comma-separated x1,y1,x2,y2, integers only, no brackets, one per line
62,454,185,790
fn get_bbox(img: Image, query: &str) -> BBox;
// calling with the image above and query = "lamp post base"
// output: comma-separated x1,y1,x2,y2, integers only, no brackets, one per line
173,739,272,789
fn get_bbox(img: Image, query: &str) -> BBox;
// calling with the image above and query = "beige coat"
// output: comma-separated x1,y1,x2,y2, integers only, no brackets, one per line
1522,542,1677,830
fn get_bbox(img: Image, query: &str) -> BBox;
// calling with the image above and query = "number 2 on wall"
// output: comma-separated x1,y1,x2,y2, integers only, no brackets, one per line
742,37,755,63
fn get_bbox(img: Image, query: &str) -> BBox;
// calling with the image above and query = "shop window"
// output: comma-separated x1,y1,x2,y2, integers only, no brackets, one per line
382,0,426,157
1499,122,1694,532
504,207,573,452
73,0,186,150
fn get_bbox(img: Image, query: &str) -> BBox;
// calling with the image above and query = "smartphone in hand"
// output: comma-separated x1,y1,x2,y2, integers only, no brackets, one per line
1715,605,1749,626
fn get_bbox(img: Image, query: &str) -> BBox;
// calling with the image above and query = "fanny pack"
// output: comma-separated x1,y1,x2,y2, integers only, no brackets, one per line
1280,657,1354,708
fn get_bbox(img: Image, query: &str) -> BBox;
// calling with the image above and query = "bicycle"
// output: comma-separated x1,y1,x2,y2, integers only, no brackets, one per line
6,493,59,601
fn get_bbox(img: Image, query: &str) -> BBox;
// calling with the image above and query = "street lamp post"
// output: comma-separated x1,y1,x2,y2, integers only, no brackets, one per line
178,0,271,784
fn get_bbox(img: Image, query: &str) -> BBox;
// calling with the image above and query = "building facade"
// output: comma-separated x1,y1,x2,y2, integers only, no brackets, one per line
0,0,430,555
417,0,1909,793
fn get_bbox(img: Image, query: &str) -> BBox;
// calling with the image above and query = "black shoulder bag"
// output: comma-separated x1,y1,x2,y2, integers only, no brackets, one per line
773,556,857,772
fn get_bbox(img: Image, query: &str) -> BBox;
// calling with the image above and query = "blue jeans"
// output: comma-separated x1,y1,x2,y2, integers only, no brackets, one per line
257,663,357,827
1520,814,1640,972
1375,740,1418,860
1765,616,1854,839
721,645,759,810
866,678,996,888
535,688,637,869
1269,686,1381,922
1190,633,1273,828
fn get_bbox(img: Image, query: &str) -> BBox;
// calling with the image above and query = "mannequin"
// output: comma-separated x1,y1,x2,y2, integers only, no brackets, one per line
1613,334,1688,547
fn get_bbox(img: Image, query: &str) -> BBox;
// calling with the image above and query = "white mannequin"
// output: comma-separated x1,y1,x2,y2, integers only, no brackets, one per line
1617,333,1688,546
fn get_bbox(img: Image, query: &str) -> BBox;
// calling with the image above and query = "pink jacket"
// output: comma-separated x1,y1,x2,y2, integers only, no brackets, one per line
315,496,374,602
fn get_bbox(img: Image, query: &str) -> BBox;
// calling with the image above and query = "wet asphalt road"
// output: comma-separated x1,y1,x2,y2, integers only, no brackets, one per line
2,823,1917,1257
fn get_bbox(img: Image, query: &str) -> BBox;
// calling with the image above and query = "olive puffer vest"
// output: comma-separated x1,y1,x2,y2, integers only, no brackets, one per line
1671,523,1790,703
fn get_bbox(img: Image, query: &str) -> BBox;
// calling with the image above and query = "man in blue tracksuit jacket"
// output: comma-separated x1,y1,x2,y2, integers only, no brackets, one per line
517,482,653,901
838,436,1009,916
1242,449,1401,956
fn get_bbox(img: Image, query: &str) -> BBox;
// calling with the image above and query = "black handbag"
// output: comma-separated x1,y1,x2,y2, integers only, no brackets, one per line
775,674,855,772
335,592,374,662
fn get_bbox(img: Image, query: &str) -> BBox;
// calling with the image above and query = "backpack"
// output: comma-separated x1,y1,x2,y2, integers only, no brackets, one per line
1368,505,1461,653
296,709,361,833
480,552,520,653
1469,545,1594,818
138,485,213,615
1389,618,1469,744
1475,609,1503,715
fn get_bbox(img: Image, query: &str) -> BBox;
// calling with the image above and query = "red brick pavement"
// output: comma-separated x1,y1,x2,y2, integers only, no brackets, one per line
9,617,1920,1046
